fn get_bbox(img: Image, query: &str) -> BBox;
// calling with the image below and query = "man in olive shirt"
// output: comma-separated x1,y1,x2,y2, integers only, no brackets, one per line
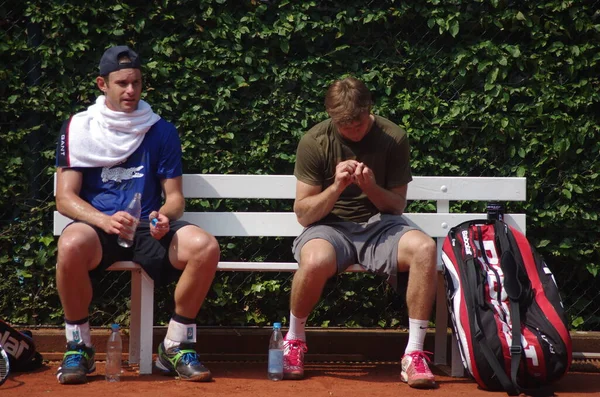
283,77,438,389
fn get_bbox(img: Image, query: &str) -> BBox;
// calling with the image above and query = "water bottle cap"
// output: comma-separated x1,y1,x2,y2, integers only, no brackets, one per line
111,323,120,330
273,322,281,329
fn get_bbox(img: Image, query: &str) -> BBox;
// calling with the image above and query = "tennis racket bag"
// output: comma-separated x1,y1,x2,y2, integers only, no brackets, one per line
441,219,572,395
0,319,43,372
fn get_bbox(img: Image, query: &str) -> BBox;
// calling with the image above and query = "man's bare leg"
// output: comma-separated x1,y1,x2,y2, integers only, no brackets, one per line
285,239,337,379
156,225,220,382
55,223,102,384
397,230,438,389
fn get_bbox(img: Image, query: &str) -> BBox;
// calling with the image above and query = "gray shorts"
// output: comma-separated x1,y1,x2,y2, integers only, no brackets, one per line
292,213,420,290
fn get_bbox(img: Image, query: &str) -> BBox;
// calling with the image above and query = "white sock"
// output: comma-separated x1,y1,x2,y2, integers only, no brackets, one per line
405,318,429,354
285,312,307,341
164,319,197,350
65,321,92,347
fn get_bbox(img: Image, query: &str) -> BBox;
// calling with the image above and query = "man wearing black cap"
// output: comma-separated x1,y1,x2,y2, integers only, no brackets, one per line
54,45,219,384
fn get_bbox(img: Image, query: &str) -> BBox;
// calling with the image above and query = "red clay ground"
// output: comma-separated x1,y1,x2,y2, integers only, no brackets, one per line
1,360,598,397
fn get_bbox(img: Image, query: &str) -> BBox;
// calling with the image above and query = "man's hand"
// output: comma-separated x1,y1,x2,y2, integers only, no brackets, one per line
149,211,170,240
103,211,137,237
353,162,377,191
334,160,360,191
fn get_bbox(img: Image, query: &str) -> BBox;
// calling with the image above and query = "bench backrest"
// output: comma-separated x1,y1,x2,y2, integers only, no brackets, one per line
53,174,527,237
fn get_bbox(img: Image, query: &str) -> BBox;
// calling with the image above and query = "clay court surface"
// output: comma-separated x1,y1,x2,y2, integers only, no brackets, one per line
1,360,599,397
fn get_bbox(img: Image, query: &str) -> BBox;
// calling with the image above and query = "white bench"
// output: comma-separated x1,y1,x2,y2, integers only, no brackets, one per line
54,174,527,375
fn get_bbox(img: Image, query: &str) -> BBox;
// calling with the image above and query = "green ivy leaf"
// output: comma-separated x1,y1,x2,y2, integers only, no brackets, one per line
507,45,521,58
280,39,290,54
449,20,459,37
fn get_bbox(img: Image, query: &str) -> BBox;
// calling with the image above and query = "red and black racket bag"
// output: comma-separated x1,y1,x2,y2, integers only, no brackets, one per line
0,319,43,372
441,219,572,395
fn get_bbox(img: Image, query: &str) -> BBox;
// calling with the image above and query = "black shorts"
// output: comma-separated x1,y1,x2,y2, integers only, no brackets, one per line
65,219,194,287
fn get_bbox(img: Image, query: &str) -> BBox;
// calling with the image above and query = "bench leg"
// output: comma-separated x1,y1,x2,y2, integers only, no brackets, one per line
130,266,154,375
434,272,465,377
451,337,465,377
434,272,448,367
434,235,465,378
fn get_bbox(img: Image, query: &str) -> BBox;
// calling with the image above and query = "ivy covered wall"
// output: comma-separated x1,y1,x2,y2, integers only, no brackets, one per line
0,0,598,329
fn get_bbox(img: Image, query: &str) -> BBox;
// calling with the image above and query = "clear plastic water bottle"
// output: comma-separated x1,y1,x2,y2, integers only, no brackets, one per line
268,322,284,381
105,323,122,382
117,192,142,248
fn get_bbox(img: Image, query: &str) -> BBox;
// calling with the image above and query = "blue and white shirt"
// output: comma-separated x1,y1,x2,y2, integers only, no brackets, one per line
56,118,183,218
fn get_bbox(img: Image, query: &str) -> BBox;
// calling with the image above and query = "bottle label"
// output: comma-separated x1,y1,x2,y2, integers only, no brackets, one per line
268,349,283,373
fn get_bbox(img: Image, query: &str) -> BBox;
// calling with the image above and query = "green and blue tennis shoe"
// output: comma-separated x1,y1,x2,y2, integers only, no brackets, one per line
56,342,96,384
155,342,212,382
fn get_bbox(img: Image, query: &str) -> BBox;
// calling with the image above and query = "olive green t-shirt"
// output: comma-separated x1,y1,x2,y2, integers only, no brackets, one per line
294,115,412,223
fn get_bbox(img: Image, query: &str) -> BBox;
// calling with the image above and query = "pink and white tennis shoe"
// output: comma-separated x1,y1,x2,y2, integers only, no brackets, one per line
283,338,308,380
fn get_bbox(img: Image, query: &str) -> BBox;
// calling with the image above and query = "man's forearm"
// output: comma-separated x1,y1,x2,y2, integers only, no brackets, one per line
294,185,342,227
158,197,185,221
362,184,407,215
56,194,110,228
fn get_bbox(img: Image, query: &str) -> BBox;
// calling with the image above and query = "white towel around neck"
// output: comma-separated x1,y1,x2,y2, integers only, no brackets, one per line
66,95,161,167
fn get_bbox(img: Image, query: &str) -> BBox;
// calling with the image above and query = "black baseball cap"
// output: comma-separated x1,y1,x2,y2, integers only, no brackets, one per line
98,45,142,76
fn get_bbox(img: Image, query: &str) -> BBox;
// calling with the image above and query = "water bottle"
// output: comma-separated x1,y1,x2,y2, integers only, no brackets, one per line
105,323,122,382
117,192,142,248
268,322,284,381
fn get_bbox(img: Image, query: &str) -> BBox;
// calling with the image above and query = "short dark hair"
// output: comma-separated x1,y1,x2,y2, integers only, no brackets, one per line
324,77,373,124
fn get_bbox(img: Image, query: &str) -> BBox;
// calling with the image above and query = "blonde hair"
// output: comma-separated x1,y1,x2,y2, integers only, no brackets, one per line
324,77,373,124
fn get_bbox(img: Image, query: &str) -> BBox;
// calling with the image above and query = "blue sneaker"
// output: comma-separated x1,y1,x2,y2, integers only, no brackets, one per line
56,342,96,384
155,342,212,382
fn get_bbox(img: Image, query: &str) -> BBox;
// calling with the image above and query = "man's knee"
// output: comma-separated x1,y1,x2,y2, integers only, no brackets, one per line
56,231,100,272
398,231,437,271
298,240,337,278
188,232,220,270
202,234,221,264
420,237,437,259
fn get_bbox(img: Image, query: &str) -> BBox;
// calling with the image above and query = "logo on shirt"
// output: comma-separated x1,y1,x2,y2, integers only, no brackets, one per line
101,165,144,183
59,133,67,158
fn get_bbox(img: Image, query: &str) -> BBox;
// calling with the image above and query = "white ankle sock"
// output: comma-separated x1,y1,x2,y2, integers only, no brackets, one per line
164,318,197,349
65,321,92,347
285,312,307,341
405,318,429,354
